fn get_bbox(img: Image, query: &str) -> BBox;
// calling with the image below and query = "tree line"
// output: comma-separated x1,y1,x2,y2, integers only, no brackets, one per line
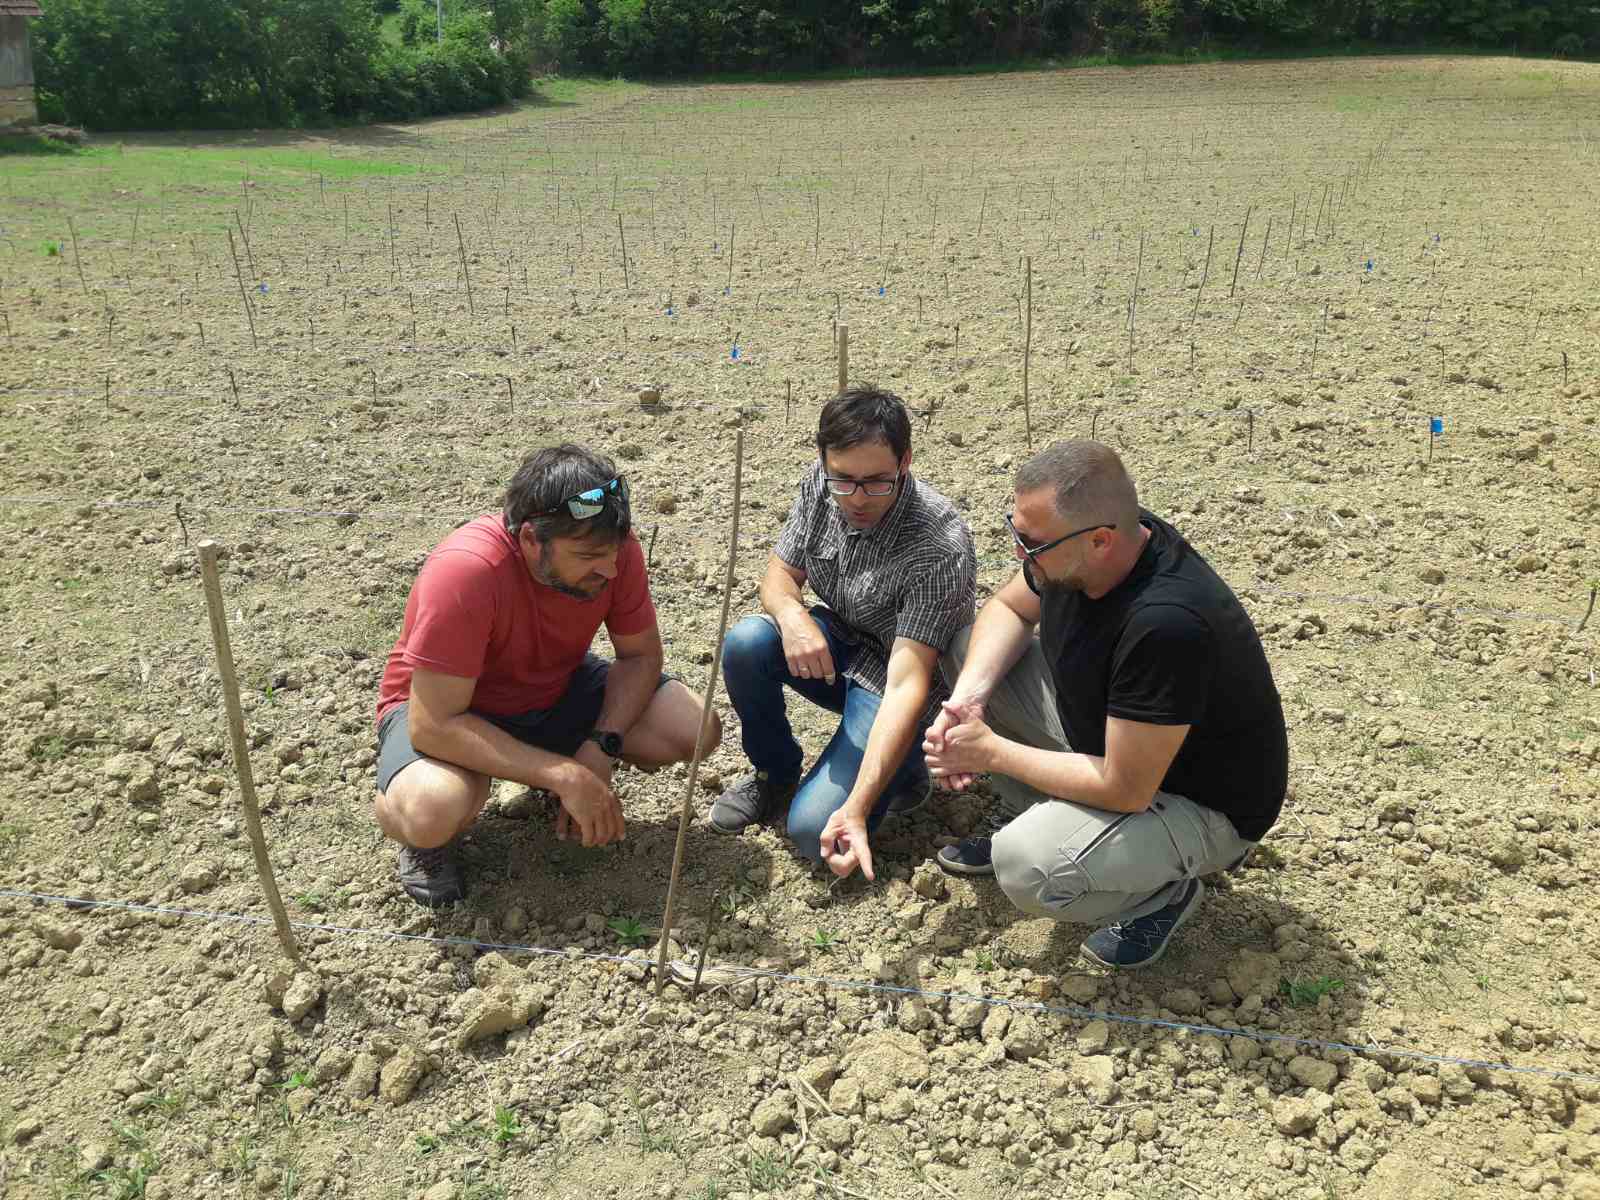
32,0,1600,131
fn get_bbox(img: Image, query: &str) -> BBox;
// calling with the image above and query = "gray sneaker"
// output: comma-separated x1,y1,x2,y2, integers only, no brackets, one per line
709,771,798,834
397,842,465,907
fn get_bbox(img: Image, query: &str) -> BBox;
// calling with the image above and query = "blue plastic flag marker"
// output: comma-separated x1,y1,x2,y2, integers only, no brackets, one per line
1428,416,1442,463
258,283,269,293
666,306,674,317
877,285,886,297
723,286,730,296
1365,259,1373,272
731,346,740,360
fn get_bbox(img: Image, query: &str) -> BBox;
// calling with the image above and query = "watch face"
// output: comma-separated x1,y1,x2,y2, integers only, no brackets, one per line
595,731,623,757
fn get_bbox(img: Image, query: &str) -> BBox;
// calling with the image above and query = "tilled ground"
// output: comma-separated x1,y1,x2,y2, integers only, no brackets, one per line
1,59,1598,1200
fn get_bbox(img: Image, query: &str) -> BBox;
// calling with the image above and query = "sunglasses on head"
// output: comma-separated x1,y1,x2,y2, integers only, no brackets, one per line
534,476,629,521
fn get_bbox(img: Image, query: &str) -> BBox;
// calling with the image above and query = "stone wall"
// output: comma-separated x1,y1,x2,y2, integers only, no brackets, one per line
0,84,36,127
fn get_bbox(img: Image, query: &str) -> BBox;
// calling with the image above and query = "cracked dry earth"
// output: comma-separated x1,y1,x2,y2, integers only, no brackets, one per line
1,57,1599,1200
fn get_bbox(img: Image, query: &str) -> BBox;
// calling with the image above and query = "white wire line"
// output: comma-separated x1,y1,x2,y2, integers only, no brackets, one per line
2,887,1594,1086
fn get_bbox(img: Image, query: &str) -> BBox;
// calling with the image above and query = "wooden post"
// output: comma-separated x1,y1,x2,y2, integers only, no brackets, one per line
197,542,299,964
836,324,849,394
1022,256,1033,450
656,429,744,995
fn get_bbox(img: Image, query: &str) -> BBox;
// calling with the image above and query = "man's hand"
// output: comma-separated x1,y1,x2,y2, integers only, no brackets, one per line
819,808,874,881
777,611,836,685
552,756,624,847
924,704,999,787
923,697,987,791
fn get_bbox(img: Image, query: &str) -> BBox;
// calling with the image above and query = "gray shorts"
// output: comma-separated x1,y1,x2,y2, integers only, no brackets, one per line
375,654,672,793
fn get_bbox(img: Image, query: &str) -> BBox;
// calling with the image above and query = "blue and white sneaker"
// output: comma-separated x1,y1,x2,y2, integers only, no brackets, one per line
1080,877,1205,970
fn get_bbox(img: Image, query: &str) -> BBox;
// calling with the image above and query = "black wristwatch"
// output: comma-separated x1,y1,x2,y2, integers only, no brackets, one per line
587,729,623,758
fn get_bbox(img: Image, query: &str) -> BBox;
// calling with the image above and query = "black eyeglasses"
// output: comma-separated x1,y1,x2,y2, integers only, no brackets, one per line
534,476,629,520
824,472,900,498
1005,512,1113,561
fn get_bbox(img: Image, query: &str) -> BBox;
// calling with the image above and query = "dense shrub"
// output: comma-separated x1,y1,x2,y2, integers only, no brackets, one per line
33,0,532,130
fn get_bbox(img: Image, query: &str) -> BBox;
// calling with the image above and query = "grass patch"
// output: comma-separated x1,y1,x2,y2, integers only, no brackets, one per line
0,134,84,157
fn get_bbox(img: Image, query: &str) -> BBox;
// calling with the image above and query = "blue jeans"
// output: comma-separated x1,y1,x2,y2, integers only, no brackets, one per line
721,607,929,860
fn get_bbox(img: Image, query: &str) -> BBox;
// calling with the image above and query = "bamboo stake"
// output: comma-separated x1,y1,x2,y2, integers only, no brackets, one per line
1229,206,1252,298
656,429,744,995
66,215,90,296
837,324,849,394
226,230,258,349
197,541,299,963
1022,256,1033,449
454,214,475,316
617,213,630,292
1127,231,1144,372
1190,226,1213,328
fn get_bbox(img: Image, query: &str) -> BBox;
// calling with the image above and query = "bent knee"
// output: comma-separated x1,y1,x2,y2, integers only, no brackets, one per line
993,823,1094,920
722,616,777,666
378,765,481,847
784,809,828,860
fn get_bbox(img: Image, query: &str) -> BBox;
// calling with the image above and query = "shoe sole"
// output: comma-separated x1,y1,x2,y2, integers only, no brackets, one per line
401,884,466,907
1079,878,1204,971
935,853,995,877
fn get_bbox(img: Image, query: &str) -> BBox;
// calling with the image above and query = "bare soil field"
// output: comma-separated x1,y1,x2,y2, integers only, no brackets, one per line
1,57,1598,1200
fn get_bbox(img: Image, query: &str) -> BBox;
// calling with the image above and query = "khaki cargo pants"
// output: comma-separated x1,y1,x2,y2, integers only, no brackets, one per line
940,627,1254,927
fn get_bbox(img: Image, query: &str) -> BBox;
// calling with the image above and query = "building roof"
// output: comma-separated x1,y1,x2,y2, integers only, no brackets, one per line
0,1,45,16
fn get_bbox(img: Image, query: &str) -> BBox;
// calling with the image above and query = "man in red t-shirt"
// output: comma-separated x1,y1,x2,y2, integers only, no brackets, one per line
374,443,720,906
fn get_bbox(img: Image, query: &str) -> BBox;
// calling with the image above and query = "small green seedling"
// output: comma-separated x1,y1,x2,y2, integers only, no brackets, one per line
414,1132,442,1156
1279,976,1344,1007
44,241,60,256
490,1104,522,1146
974,949,996,973
609,915,648,946
293,893,326,913
810,929,839,954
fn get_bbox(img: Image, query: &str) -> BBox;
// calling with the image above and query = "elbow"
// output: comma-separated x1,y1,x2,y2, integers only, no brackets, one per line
407,709,448,757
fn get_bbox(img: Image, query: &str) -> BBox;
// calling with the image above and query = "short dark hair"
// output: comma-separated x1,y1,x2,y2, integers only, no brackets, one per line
501,443,630,545
816,385,912,461
1015,439,1139,532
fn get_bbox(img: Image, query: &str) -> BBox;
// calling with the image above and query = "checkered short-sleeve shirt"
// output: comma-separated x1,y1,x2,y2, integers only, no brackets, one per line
774,464,977,724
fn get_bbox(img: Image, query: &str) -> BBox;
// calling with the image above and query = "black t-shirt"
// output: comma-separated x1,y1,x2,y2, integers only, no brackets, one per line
1032,511,1288,841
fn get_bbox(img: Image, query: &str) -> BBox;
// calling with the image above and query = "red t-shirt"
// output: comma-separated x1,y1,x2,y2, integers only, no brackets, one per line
376,515,657,726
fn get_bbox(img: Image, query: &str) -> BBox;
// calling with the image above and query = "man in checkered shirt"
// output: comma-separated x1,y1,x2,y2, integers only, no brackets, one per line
710,386,977,879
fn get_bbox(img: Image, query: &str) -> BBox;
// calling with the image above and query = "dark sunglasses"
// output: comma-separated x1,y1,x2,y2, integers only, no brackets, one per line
535,476,629,520
1005,512,1113,561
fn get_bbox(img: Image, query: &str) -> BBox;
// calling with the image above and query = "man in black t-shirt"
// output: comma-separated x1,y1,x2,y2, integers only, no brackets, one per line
923,440,1288,969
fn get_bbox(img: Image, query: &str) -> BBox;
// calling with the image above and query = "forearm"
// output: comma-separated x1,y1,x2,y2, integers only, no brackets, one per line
952,596,1036,704
595,649,663,734
759,564,809,624
842,678,931,820
411,711,577,792
986,738,1149,814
